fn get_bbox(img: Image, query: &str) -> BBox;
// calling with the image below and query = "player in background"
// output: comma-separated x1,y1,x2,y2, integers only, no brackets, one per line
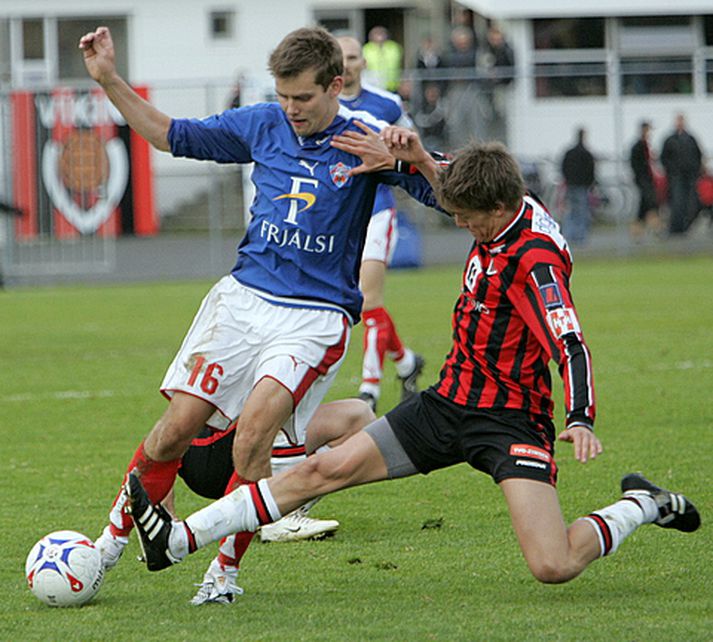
79,26,439,604
337,35,424,414
127,127,700,589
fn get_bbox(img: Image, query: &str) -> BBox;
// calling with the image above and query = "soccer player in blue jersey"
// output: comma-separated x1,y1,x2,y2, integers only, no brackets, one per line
336,35,424,414
79,25,439,603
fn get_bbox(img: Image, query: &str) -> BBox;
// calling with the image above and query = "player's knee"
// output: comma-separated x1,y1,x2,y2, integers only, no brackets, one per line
349,400,377,435
300,451,354,494
527,558,578,584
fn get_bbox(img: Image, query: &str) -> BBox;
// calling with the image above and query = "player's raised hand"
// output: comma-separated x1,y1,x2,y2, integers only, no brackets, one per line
380,126,430,165
557,425,603,463
331,120,395,175
78,27,116,85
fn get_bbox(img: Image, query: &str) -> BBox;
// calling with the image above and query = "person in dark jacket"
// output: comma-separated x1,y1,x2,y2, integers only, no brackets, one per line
630,121,662,240
660,113,702,235
561,128,596,245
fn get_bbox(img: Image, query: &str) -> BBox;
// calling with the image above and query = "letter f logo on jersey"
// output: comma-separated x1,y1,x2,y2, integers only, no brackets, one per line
274,177,318,225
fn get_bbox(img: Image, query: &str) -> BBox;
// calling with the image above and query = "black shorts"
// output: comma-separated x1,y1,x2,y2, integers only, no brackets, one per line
178,427,235,500
385,388,558,486
178,427,308,499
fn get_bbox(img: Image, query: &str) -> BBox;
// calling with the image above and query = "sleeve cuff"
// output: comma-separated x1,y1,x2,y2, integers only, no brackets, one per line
566,421,594,432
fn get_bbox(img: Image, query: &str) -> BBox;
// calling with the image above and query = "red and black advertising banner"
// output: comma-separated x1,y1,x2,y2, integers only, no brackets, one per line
11,86,157,239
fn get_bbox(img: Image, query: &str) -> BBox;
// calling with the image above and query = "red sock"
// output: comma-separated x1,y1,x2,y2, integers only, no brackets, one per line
361,306,405,385
217,471,256,568
108,441,180,538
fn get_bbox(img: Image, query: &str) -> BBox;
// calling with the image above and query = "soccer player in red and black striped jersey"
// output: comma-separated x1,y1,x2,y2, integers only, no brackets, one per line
127,128,699,587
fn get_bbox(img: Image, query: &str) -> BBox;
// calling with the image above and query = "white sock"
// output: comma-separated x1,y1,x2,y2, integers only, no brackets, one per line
394,348,415,378
358,382,380,399
622,491,659,523
583,496,654,557
168,522,190,560
184,485,262,550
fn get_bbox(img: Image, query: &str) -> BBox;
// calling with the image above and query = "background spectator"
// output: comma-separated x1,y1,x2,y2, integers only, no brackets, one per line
561,127,596,245
412,82,448,151
481,24,515,143
629,121,663,241
442,25,481,149
362,26,403,92
660,113,702,235
483,25,515,86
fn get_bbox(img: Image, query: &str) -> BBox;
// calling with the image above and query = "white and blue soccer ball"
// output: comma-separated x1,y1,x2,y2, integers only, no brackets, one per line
25,530,104,607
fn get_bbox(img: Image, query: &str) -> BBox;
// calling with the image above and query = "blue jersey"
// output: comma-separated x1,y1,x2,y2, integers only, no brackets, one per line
339,84,413,214
169,103,435,323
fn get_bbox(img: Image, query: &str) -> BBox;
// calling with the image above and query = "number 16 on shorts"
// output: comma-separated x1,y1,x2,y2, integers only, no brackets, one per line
187,356,224,395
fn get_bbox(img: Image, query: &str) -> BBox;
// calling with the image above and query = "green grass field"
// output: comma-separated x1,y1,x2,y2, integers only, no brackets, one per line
1,255,712,641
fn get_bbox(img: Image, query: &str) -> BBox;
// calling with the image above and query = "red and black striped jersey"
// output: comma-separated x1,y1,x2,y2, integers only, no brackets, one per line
434,195,596,429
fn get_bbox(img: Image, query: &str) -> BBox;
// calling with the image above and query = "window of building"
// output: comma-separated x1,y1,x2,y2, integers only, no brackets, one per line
621,57,693,95
533,18,605,50
532,18,607,97
209,10,235,39
57,18,128,80
0,20,10,84
534,63,607,98
618,16,694,95
22,18,45,60
703,15,713,93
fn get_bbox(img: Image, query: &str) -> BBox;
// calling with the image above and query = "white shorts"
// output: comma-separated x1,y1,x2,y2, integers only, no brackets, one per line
161,276,351,444
361,208,398,264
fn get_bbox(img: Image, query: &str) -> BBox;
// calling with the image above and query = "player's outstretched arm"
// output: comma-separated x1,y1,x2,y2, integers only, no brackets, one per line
79,27,171,152
557,425,603,463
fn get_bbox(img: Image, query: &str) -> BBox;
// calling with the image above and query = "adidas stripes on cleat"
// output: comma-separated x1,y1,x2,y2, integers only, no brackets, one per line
125,472,182,571
621,472,701,533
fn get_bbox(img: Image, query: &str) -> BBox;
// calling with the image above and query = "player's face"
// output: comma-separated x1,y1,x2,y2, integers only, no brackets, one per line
275,70,343,137
449,205,507,242
338,37,365,93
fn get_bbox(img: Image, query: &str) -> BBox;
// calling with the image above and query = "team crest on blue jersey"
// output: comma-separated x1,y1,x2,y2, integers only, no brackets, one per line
329,162,351,188
538,283,563,309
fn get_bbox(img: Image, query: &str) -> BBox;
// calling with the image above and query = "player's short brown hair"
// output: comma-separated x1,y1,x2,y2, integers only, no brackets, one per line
438,142,525,213
268,27,343,90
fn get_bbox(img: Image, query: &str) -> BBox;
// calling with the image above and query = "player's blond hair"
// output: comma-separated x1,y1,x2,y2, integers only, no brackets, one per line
268,27,343,90
438,142,525,213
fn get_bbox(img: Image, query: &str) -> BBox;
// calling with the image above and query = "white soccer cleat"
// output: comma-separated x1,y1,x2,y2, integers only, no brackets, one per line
259,508,340,543
95,525,128,570
190,558,243,606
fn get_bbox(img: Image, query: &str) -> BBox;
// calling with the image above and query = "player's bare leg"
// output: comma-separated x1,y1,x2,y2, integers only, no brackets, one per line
231,377,294,482
190,377,294,603
97,393,214,569
258,398,377,543
126,429,390,572
500,479,600,583
500,475,700,584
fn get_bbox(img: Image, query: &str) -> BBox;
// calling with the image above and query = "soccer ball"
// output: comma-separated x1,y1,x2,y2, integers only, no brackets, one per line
25,530,104,607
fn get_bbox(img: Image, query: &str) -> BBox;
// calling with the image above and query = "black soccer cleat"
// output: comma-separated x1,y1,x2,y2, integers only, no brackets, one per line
621,473,701,533
125,472,182,571
398,353,425,403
